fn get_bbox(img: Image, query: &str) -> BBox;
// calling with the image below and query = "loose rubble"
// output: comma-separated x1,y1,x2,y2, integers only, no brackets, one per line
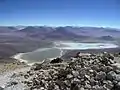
18,52,120,90
8,52,120,90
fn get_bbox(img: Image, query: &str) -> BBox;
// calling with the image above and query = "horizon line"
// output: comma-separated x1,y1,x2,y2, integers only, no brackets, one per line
0,25,119,29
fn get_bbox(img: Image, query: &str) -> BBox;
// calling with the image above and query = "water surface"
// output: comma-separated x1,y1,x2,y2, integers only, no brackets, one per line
20,48,61,63
15,42,118,64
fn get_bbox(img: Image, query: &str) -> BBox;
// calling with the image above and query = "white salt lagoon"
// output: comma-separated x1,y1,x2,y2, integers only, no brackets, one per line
13,42,119,64
13,48,62,64
55,42,118,50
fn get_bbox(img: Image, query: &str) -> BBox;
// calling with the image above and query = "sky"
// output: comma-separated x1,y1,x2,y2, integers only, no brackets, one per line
0,0,119,28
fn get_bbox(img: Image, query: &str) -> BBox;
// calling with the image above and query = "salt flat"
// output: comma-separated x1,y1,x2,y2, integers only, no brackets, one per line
55,41,118,50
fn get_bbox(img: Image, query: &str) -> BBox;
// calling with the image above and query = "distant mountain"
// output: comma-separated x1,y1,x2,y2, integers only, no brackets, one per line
0,26,17,33
45,27,90,40
18,26,54,33
0,26,120,40
17,26,40,33
14,26,120,40
15,26,26,30
98,36,115,41
17,26,55,38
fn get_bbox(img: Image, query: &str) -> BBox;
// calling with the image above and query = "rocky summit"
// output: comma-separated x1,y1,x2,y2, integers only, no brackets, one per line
5,52,120,90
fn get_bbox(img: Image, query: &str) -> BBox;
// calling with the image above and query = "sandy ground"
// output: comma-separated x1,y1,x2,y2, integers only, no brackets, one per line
0,64,30,90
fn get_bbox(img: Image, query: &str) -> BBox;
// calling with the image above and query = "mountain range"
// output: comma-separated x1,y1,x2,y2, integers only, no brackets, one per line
0,26,120,60
0,26,120,40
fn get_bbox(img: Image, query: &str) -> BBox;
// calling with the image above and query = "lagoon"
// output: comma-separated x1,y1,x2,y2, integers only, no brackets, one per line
55,42,118,50
13,42,118,64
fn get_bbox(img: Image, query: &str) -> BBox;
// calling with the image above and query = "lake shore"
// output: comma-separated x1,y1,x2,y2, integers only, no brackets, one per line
12,53,28,63
12,48,64,66
11,42,119,65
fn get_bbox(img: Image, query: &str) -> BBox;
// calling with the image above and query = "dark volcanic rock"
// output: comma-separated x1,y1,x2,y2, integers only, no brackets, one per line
50,58,63,63
6,81,18,87
0,87,4,90
21,52,120,90
107,71,116,81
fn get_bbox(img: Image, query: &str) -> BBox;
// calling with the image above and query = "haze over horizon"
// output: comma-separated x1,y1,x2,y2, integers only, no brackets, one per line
0,0,119,28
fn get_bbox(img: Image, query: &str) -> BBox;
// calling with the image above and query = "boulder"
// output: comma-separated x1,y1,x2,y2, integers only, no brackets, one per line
105,66,113,73
90,78,96,86
33,63,42,70
115,82,120,90
0,87,4,90
50,58,63,63
67,74,73,79
113,80,118,85
84,83,91,89
103,80,114,90
70,81,79,90
6,81,18,87
92,85,103,90
80,87,85,90
72,71,79,77
114,74,120,82
95,71,106,80
107,71,116,81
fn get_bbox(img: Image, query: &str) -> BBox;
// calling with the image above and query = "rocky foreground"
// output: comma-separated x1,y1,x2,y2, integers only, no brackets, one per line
2,52,120,90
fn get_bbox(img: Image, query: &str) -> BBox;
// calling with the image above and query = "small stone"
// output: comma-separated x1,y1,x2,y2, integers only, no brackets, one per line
115,70,120,74
92,85,103,90
113,80,118,85
26,81,33,87
104,80,114,90
108,54,114,60
107,71,116,80
109,59,115,64
89,69,94,73
85,83,91,89
24,74,29,79
105,66,113,73
115,82,120,89
27,71,34,76
85,80,90,84
0,87,4,90
95,71,106,80
70,81,79,90
73,78,80,83
90,78,96,86
72,71,79,77
85,75,90,80
54,85,60,90
91,65,100,72
114,74,120,82
64,80,70,87
80,87,85,90
67,74,73,79
40,87,45,90
6,81,18,87
33,63,42,70
10,73,17,78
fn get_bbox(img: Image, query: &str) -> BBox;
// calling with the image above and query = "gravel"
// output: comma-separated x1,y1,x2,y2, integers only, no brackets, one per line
3,52,120,90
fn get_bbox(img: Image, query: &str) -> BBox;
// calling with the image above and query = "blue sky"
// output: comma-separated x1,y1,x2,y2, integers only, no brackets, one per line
0,0,119,28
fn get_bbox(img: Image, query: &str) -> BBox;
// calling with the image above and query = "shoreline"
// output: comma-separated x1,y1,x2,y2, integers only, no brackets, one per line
12,48,64,66
11,42,119,66
12,53,28,63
